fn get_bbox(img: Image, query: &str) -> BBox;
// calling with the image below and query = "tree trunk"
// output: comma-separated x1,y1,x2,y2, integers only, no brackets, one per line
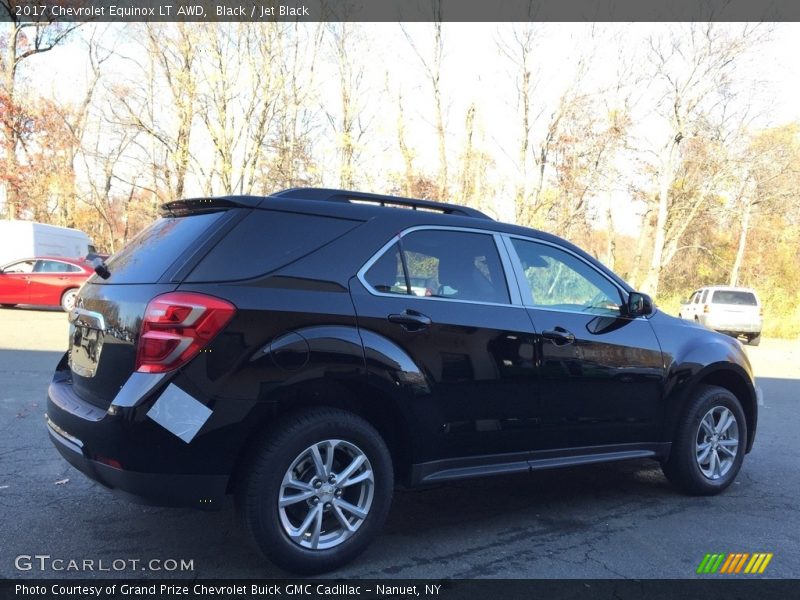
604,193,616,270
641,142,676,295
730,200,751,287
3,27,18,220
396,93,415,197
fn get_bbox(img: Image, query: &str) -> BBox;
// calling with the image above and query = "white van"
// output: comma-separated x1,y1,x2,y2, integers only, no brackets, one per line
679,286,763,345
0,220,91,266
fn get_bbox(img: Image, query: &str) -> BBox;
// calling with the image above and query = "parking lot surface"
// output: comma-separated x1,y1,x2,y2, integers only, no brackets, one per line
1,307,798,579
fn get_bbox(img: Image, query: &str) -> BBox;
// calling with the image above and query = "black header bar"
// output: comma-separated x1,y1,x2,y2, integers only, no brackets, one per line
1,0,795,23
2,579,800,600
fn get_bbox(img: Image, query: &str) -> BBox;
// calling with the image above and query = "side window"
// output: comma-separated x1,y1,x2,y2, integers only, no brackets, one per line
401,230,509,303
694,292,702,304
364,244,408,295
701,290,709,303
34,260,71,273
363,230,510,304
510,238,622,315
3,260,35,274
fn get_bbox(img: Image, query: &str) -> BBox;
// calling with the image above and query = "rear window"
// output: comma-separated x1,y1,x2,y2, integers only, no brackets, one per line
711,290,758,305
186,210,362,282
103,212,225,284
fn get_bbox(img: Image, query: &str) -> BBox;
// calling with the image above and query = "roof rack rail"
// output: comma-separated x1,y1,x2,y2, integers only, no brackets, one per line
270,188,493,220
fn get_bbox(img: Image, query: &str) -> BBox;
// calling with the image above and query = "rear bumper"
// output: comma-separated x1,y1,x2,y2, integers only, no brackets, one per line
45,355,260,509
702,316,762,334
46,416,227,508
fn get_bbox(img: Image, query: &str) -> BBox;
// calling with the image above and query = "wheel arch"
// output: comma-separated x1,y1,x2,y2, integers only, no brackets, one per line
669,363,757,454
229,376,415,494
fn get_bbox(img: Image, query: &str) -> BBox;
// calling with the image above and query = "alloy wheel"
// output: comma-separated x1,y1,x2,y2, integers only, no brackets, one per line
278,439,374,550
695,406,740,480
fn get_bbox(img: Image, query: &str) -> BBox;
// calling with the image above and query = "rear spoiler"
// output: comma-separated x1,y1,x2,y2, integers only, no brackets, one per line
160,197,261,217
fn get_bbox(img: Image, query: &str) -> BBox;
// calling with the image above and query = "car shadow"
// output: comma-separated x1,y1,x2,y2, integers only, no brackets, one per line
3,363,796,579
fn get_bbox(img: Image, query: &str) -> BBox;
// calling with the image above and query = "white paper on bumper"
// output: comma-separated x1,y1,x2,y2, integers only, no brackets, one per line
146,384,212,443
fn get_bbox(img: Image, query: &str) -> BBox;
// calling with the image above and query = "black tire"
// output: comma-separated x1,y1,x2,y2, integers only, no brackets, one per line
662,385,747,495
237,407,393,574
0,303,16,308
747,334,761,347
60,288,78,312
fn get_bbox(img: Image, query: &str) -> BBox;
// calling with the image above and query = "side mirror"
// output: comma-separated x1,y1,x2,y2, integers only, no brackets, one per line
626,292,654,317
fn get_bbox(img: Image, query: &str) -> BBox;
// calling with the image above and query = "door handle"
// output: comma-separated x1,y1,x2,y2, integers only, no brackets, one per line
387,310,431,332
541,327,575,346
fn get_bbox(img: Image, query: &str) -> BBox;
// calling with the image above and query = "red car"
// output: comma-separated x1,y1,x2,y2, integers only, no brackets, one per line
0,257,94,311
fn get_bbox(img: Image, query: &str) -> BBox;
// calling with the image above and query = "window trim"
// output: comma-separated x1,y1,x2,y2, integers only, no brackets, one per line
503,234,642,319
357,225,524,307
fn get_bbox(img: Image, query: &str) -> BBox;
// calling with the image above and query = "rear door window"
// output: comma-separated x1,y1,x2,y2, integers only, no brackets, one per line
364,244,407,294
34,260,80,273
364,229,510,304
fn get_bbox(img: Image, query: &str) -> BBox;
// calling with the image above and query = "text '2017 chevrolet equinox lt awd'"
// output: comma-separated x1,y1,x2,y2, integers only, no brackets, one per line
46,188,759,573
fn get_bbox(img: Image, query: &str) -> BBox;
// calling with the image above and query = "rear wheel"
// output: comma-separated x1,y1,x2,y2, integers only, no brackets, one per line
747,334,761,346
237,408,393,574
60,288,78,312
662,385,746,495
0,303,16,308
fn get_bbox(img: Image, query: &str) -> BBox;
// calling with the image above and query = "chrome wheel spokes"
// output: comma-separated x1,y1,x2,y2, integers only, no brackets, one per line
278,439,374,550
695,406,740,480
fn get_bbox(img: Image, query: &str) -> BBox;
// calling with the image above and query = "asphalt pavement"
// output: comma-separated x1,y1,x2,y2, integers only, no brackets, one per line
1,307,798,579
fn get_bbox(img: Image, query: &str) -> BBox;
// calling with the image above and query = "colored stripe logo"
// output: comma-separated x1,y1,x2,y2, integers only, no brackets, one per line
697,553,773,574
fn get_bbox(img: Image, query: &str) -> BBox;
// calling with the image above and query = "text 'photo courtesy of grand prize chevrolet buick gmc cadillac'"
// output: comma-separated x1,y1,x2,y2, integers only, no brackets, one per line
46,188,758,574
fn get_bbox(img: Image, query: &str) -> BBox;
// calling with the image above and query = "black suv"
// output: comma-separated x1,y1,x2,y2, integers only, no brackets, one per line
47,188,758,573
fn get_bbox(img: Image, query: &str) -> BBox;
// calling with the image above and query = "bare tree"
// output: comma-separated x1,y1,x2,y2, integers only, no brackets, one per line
326,23,367,190
194,24,282,195
497,22,539,224
402,8,447,201
108,23,200,204
728,123,800,286
264,23,325,191
639,23,765,296
0,3,79,218
395,90,416,197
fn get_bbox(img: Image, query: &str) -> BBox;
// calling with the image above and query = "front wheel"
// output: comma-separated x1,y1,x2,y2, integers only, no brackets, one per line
237,408,393,574
747,334,761,346
60,288,78,312
662,385,747,495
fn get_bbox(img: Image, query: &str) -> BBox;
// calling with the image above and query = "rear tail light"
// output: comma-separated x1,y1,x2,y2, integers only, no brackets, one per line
135,292,236,373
